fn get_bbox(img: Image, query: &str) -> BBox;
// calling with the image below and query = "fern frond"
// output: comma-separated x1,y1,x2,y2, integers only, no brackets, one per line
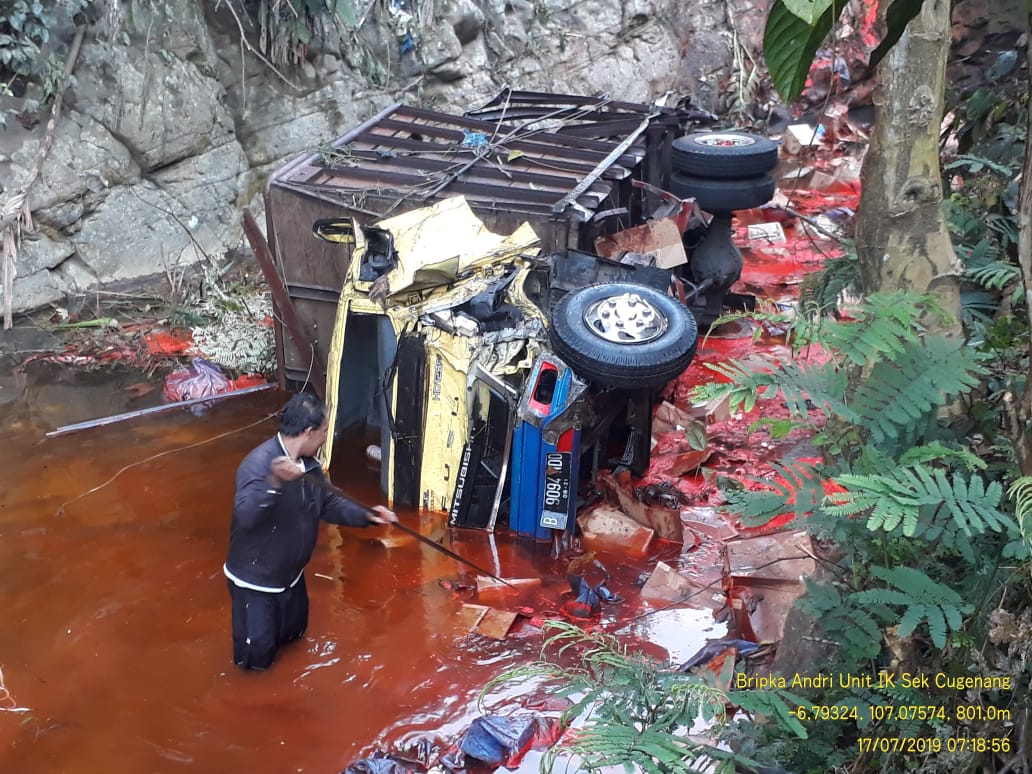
966,259,1019,291
1008,477,1032,549
818,291,929,366
898,441,986,471
722,461,829,527
827,470,930,536
849,338,986,444
864,565,972,648
692,360,782,413
553,722,724,773
831,466,1007,538
693,358,851,424
798,245,862,322
733,690,809,739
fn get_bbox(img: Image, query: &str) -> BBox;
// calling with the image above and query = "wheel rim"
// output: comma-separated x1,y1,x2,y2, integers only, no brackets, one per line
695,133,756,147
583,292,668,344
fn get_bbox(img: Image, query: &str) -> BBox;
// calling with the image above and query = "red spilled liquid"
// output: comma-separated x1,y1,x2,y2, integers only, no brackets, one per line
0,381,715,772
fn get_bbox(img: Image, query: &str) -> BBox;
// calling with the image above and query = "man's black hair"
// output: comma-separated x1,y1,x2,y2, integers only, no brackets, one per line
279,393,327,437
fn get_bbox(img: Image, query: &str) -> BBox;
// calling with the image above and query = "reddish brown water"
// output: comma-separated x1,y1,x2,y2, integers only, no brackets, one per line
0,368,719,773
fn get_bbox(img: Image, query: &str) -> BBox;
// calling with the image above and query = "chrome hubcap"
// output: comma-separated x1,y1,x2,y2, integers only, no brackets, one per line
696,133,755,147
583,293,667,344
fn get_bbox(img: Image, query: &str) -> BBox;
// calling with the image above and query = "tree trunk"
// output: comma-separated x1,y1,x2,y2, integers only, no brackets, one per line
854,0,962,333
1008,11,1032,475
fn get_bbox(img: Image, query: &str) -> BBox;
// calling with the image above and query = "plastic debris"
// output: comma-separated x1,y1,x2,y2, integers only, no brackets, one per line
563,553,623,618
162,357,232,414
145,329,194,356
343,750,419,774
461,130,488,149
459,715,537,766
678,637,760,672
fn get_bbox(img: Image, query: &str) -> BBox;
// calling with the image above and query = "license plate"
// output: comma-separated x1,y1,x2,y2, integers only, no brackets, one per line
540,451,572,529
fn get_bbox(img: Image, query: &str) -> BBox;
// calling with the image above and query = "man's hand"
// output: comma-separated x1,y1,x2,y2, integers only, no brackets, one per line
367,505,398,525
269,456,305,485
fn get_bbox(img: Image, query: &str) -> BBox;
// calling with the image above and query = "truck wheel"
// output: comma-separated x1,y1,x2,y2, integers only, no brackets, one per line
671,132,779,179
548,283,698,390
669,173,777,213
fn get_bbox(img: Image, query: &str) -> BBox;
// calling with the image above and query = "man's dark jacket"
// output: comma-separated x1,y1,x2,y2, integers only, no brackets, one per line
225,436,370,589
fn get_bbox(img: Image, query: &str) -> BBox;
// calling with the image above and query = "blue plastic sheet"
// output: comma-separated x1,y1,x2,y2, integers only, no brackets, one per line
459,715,537,766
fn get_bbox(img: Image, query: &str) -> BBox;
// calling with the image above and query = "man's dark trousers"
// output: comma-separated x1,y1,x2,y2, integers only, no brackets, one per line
227,575,309,670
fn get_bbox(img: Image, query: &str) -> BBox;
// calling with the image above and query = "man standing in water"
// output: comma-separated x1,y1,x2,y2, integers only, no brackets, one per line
224,392,397,670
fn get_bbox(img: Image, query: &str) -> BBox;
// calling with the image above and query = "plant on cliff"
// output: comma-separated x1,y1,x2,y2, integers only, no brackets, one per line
0,0,90,114
1,4,87,329
218,0,373,73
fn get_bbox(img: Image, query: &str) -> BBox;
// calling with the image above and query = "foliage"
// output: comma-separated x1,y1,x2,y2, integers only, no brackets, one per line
942,42,1027,353
0,0,88,77
797,242,862,319
691,288,1030,771
1009,477,1032,548
695,292,988,455
481,620,805,773
763,0,929,101
852,566,972,649
224,0,364,67
0,0,90,125
763,0,845,103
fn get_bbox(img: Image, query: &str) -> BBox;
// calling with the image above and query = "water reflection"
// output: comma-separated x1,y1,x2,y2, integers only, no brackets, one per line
0,367,721,772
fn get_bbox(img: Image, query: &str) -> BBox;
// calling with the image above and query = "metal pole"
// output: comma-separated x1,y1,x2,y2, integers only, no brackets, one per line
45,383,276,438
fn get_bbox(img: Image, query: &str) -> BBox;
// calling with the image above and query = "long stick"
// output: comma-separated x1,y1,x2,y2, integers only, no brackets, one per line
302,473,519,589
45,383,275,438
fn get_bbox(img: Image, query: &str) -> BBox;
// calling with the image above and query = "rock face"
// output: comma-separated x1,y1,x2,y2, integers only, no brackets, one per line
0,0,767,315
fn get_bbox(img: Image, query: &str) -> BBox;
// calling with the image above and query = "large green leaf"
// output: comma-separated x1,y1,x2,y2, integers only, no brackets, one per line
782,0,835,25
763,0,844,102
869,0,926,68
332,0,360,29
767,0,854,102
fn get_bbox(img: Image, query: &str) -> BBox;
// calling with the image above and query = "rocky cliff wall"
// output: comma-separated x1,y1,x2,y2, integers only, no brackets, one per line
0,0,765,315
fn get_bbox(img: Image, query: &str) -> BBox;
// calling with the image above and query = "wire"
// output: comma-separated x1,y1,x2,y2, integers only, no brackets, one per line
54,410,278,517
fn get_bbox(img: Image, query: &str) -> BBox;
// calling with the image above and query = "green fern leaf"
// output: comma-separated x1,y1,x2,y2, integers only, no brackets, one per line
898,441,986,470
849,338,986,444
1009,477,1032,551
721,461,826,527
925,604,948,648
820,291,925,365
864,565,969,647
871,566,965,606
849,606,884,643
852,588,912,606
897,603,925,639
942,600,964,632
798,245,861,320
732,690,809,739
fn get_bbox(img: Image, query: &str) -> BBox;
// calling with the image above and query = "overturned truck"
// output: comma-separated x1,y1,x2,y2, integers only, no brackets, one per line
253,91,778,543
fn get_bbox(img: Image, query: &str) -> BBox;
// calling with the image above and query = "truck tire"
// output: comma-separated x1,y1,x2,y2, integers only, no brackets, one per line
548,282,698,390
671,132,779,179
669,173,777,213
